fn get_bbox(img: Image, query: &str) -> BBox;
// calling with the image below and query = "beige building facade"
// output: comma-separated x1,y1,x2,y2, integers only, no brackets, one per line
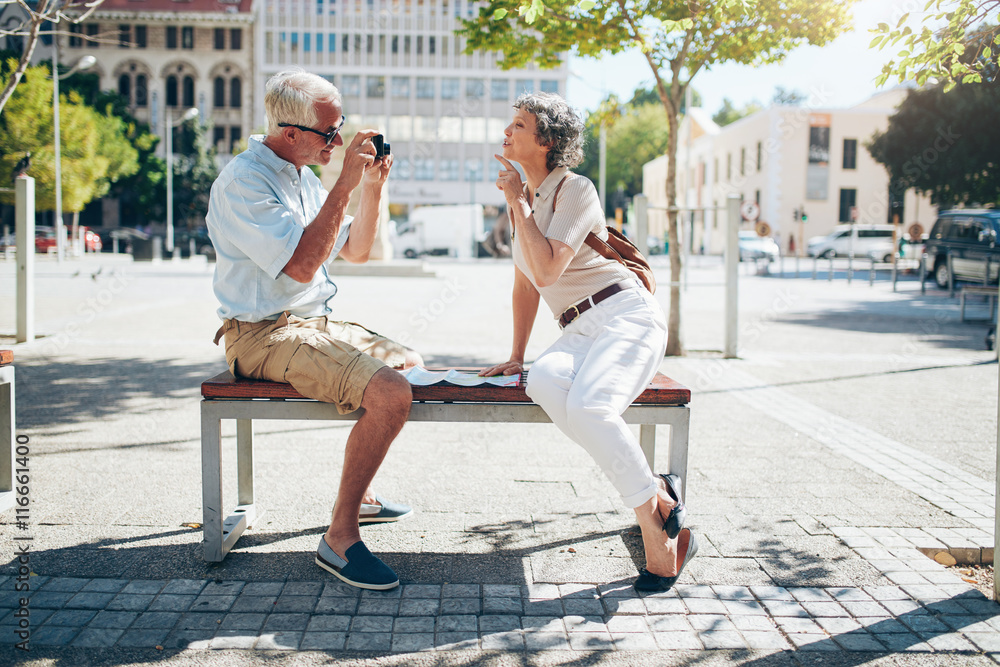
643,89,936,255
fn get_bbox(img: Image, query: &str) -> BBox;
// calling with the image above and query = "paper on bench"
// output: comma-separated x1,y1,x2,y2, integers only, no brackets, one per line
401,366,521,387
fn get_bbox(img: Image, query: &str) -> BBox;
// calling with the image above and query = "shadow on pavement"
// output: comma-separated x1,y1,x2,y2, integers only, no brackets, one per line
12,356,223,430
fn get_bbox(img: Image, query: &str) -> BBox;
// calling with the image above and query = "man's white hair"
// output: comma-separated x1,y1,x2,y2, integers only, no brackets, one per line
264,69,342,136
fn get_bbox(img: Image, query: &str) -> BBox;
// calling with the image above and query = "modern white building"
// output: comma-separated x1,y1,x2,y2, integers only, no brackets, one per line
643,89,936,255
255,0,568,214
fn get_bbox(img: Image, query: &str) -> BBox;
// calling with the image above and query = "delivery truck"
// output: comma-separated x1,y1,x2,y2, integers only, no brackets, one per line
393,204,485,259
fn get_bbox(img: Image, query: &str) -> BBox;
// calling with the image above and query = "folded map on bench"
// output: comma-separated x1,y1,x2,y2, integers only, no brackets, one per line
401,366,521,388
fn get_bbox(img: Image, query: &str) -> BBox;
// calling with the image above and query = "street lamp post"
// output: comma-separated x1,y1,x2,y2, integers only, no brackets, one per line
52,42,96,262
164,107,199,255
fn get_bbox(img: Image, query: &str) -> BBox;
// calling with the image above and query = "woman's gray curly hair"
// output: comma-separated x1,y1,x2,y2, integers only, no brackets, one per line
513,92,585,171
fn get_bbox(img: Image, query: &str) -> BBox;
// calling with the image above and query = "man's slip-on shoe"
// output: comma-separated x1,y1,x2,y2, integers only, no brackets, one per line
315,538,399,590
633,528,699,593
358,495,413,525
659,473,686,539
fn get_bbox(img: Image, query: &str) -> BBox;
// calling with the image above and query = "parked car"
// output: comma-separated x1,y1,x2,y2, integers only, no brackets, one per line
923,209,1000,288
35,226,102,253
807,224,896,258
738,231,780,262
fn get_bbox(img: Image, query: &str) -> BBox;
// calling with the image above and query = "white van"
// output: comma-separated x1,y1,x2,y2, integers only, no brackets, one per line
392,204,485,259
807,225,897,259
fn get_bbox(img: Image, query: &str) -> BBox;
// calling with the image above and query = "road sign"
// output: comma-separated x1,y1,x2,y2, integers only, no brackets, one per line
755,221,772,237
740,201,760,222
908,223,924,242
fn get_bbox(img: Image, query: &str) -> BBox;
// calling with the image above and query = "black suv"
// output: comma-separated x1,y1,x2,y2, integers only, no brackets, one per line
924,209,1000,288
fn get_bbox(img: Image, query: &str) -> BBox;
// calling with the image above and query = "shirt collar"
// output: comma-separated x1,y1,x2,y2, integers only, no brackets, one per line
247,135,297,174
531,167,571,205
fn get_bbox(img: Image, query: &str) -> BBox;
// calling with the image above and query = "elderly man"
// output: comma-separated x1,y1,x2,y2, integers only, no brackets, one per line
206,69,420,590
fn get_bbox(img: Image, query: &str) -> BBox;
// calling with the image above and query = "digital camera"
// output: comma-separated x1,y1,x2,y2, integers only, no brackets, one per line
372,134,391,158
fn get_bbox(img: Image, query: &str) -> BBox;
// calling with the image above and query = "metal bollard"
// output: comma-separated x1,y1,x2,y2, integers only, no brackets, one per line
920,255,926,294
811,256,817,280
949,254,956,298
869,257,876,286
828,256,833,282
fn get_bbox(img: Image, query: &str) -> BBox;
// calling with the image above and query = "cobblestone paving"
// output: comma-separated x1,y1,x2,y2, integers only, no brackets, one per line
3,575,999,654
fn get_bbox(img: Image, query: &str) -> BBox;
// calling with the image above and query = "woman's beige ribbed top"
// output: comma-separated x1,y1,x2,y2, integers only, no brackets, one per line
511,167,633,318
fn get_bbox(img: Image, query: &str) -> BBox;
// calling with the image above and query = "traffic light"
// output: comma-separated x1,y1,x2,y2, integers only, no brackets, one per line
801,210,808,222
793,207,799,222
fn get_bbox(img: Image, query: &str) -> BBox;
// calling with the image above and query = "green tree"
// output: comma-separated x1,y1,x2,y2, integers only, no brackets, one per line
578,101,670,214
871,0,999,92
867,83,1000,207
170,120,219,229
460,0,855,356
712,97,764,126
0,60,138,214
771,86,807,105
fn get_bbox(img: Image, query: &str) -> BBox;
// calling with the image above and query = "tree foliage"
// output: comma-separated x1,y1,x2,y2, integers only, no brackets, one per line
170,119,219,228
577,100,670,214
459,0,855,355
867,83,1000,207
0,60,138,212
872,0,999,92
712,97,763,126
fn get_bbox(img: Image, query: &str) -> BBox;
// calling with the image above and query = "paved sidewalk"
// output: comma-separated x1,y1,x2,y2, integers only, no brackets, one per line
1,255,998,665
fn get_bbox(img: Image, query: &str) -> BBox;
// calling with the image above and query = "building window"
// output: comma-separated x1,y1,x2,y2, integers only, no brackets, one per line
214,28,225,50
416,77,434,99
214,77,225,107
135,74,147,107
166,75,178,106
366,35,373,53
340,75,360,96
166,26,177,49
181,26,194,49
491,79,508,100
429,36,436,54
118,74,131,100
367,76,385,97
230,28,242,50
414,158,434,181
466,79,484,98
740,147,746,176
69,24,82,48
135,25,147,48
838,188,857,222
465,158,483,181
756,141,762,172
843,138,857,170
118,25,130,48
230,126,242,153
441,78,459,99
230,78,241,108
726,153,731,180
416,36,423,55
213,126,226,153
404,35,411,54
182,75,195,108
391,158,411,180
540,80,559,94
391,77,410,98
440,158,459,181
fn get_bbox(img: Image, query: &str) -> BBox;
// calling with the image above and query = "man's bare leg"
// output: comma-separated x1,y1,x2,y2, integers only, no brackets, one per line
324,367,411,558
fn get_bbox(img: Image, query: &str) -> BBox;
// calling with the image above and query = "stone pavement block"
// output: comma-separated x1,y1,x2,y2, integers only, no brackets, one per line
558,584,599,599
442,584,480,598
699,630,746,650
479,615,520,632
242,582,283,597
116,627,170,647
314,596,357,615
611,632,658,650
307,615,351,632
643,598,687,614
39,578,89,593
201,581,244,596
351,615,395,633
402,584,442,599
31,625,80,646
273,595,318,613
300,631,347,650
89,610,138,628
760,600,808,617
603,597,646,615
391,632,434,652
437,614,477,633
81,579,128,594
481,630,525,650
787,634,839,651
801,601,850,617
816,617,864,634
393,616,435,633
521,616,565,631
357,598,400,616
831,632,886,651
29,592,74,609
605,615,649,633
256,631,302,650
435,631,479,650
324,582,363,598
230,595,278,613
684,598,728,614
190,594,236,612
723,600,767,616
524,631,571,651
160,580,207,596
741,631,792,650
873,632,933,651
161,629,215,650
729,616,776,632
564,615,608,633
924,632,979,651
176,612,224,630
44,608,97,626
282,581,323,596
121,581,168,596
653,631,702,650
522,599,561,616
775,617,824,634
966,632,1000,652
107,594,154,612
131,611,181,629
750,586,793,601
483,596,522,614
209,630,257,649
568,631,614,651
148,594,196,612
842,601,892,617
219,612,266,631
70,627,125,647
688,615,736,633
713,586,754,600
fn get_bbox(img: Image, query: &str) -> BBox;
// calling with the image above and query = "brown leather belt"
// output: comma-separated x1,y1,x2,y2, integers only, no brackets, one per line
558,282,632,328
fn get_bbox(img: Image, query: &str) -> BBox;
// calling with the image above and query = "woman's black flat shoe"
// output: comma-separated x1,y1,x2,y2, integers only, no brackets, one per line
659,473,686,539
634,528,699,593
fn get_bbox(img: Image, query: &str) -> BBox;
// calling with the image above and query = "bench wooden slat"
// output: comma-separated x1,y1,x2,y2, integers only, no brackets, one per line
202,369,690,405
0,350,11,366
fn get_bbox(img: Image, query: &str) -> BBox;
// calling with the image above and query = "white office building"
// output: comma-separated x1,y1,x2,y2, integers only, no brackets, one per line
256,0,568,213
643,88,936,255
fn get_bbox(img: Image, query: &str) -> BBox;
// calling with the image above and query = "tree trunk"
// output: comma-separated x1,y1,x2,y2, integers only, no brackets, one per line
0,5,49,115
664,110,683,356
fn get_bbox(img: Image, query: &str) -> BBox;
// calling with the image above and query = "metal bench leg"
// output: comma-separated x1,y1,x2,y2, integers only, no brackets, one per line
201,401,225,561
0,367,13,513
668,407,691,501
237,419,255,508
639,424,656,472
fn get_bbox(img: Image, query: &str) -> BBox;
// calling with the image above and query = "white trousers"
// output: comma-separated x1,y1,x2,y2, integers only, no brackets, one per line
526,284,669,509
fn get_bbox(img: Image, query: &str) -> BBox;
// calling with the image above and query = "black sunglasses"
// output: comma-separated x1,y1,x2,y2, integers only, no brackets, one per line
278,116,345,145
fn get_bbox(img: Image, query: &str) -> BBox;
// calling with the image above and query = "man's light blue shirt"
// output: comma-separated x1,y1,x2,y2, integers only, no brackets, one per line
206,135,351,322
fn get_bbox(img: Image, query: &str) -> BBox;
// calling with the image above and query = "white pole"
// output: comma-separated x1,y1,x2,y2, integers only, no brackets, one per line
598,122,607,215
16,177,35,344
53,39,64,262
724,195,740,358
995,279,1000,600
634,194,648,256
165,108,174,254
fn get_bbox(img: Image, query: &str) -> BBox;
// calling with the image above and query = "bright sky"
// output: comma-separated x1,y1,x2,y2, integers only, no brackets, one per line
565,0,912,115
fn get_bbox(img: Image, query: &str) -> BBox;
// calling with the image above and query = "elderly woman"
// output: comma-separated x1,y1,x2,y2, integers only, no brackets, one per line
480,93,696,591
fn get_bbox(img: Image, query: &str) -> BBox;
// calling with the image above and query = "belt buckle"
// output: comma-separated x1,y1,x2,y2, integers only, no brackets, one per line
562,304,581,327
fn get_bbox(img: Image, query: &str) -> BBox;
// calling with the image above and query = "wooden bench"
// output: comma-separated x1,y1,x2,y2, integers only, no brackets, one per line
200,369,692,562
1,350,14,514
